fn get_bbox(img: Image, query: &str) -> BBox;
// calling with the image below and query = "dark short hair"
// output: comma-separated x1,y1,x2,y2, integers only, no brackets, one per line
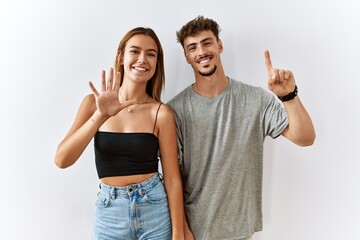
176,16,221,49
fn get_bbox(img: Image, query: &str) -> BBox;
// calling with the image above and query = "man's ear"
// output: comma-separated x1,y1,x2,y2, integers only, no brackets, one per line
184,51,191,64
218,39,224,53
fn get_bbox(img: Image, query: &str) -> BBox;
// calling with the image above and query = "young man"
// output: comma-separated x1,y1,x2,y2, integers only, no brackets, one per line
167,16,316,240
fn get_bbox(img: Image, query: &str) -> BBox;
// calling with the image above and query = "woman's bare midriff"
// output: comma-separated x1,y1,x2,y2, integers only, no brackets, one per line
100,172,158,187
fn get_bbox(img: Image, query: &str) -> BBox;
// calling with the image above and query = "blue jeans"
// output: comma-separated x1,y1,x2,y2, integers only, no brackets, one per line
92,173,172,240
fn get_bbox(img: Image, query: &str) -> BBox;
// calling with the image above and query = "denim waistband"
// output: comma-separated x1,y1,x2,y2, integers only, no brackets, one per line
99,173,162,197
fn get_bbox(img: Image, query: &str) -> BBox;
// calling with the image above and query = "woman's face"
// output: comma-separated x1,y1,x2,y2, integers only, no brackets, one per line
121,34,158,84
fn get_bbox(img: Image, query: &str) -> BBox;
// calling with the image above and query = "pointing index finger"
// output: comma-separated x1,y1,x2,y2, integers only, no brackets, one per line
264,50,273,74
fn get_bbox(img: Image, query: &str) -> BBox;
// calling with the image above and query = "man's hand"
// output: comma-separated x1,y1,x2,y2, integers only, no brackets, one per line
265,50,296,97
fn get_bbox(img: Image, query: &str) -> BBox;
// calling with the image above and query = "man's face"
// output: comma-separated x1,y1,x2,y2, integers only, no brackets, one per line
183,30,223,77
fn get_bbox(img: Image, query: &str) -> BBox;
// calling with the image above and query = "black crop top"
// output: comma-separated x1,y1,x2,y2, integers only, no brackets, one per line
94,132,159,178
94,103,162,178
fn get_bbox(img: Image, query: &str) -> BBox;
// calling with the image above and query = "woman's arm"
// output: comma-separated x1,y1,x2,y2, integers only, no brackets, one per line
157,104,185,239
54,94,107,168
55,68,134,168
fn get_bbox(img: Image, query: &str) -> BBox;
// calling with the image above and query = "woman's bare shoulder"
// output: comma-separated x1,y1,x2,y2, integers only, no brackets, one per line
156,103,175,121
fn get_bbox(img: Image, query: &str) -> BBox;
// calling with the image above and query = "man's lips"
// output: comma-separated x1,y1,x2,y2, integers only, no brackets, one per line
197,56,212,64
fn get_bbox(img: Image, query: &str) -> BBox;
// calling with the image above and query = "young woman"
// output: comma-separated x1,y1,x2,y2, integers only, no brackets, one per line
55,27,184,240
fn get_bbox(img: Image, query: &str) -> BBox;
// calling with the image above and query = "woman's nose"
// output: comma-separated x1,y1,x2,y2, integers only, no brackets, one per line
137,53,147,63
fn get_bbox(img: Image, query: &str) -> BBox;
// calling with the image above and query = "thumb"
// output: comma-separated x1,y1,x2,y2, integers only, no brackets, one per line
121,99,138,109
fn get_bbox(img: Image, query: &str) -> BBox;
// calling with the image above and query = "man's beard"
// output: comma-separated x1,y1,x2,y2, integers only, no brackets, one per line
198,65,217,77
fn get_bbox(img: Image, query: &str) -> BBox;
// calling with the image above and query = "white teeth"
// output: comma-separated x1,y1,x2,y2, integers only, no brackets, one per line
199,59,210,64
133,66,147,71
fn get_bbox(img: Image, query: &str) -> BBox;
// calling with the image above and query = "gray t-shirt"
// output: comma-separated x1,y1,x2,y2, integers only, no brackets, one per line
167,79,288,240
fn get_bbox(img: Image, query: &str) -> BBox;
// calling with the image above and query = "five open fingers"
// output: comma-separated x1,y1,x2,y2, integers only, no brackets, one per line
97,68,121,93
91,68,119,96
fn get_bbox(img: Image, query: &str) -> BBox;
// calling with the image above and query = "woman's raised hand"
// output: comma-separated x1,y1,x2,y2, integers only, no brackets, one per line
88,68,136,118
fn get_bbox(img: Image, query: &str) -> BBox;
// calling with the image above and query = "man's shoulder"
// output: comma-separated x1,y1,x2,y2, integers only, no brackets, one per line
167,85,191,109
230,78,257,89
230,78,267,95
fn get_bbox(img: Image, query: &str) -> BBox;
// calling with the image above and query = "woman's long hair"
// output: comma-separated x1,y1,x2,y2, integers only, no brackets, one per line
114,27,165,102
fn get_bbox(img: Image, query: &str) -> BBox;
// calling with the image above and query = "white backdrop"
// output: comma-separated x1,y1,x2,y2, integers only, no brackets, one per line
1,0,359,239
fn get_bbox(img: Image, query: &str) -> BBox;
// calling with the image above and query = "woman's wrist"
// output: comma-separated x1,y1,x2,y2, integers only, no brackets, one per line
91,110,109,124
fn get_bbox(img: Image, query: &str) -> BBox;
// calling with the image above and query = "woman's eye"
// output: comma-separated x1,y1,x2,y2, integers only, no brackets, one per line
130,50,139,54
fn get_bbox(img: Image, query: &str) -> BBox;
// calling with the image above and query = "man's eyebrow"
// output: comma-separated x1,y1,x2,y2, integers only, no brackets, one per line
185,42,197,49
185,37,213,49
200,37,213,43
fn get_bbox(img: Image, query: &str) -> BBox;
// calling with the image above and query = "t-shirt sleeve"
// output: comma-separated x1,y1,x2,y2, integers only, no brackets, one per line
262,92,289,139
167,100,184,171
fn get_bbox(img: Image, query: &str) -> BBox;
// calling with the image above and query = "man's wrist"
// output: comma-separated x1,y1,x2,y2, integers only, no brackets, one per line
277,85,298,102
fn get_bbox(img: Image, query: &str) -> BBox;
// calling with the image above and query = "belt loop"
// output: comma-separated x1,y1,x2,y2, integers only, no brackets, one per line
110,187,115,200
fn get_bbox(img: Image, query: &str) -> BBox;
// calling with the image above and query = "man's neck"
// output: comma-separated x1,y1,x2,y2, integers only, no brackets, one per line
193,72,229,97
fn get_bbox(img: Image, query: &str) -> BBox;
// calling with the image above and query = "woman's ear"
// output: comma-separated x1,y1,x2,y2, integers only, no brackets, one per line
117,50,123,65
